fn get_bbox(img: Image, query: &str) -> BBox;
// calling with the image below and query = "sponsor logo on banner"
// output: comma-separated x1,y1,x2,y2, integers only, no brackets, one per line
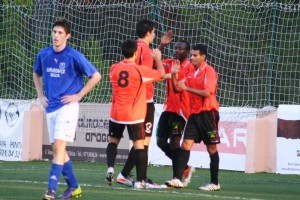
191,121,247,154
149,105,256,171
0,100,30,161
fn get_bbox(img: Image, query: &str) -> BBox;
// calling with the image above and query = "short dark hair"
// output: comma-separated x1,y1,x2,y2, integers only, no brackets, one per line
121,39,137,58
192,44,207,57
52,18,71,34
136,19,155,38
177,39,190,51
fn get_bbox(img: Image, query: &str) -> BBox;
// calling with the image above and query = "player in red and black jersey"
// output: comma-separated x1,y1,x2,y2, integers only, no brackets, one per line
157,37,195,187
117,19,171,188
166,44,221,191
105,39,165,189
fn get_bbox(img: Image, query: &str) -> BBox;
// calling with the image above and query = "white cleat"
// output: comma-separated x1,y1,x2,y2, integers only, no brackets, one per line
165,178,183,189
117,173,133,187
199,183,221,191
182,166,195,187
105,167,114,186
133,181,146,189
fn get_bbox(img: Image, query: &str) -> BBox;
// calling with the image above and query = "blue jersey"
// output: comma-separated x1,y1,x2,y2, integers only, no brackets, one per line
34,46,98,113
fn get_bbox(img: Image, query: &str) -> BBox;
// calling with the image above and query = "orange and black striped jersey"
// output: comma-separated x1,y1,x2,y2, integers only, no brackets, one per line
179,61,219,114
109,59,162,124
163,58,194,120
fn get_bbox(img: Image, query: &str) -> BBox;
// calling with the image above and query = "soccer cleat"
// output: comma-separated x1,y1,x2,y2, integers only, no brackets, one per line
116,173,134,187
57,186,82,199
144,178,167,189
133,181,146,189
105,167,114,186
145,183,169,189
165,178,183,189
182,166,195,187
198,183,221,191
42,190,56,200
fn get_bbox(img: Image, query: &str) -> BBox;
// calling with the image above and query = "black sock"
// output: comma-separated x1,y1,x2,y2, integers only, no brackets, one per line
106,143,117,168
175,149,190,180
210,151,219,185
135,149,147,182
143,145,149,180
161,145,172,160
121,146,135,177
172,148,180,177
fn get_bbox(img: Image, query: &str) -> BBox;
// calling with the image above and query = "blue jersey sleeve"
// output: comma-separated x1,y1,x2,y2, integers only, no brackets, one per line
74,51,98,78
33,53,43,76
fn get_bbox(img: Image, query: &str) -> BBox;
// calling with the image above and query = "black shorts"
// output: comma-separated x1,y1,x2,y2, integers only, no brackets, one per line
144,102,155,137
156,111,186,139
184,110,220,145
109,120,144,141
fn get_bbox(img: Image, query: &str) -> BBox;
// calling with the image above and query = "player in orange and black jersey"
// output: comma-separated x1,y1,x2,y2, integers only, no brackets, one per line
165,44,221,191
156,38,195,187
105,39,165,189
117,19,171,188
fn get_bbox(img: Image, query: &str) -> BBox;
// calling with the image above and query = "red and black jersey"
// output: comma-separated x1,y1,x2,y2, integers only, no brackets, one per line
110,59,162,124
179,61,219,114
163,58,194,120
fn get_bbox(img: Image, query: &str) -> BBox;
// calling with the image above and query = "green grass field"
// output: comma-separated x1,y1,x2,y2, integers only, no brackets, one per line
0,161,299,200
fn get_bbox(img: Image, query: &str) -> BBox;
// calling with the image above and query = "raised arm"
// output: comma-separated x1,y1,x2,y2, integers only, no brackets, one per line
158,30,173,51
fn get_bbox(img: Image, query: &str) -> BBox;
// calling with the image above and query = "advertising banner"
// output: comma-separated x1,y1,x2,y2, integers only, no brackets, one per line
276,105,300,174
0,100,31,161
149,106,257,171
42,103,130,163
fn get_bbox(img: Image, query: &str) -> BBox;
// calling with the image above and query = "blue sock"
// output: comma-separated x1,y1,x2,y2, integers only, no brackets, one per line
62,160,79,188
48,163,63,192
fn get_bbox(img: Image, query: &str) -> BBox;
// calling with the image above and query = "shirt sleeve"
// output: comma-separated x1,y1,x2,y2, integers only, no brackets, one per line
75,52,98,78
33,53,42,76
203,66,218,94
138,65,162,84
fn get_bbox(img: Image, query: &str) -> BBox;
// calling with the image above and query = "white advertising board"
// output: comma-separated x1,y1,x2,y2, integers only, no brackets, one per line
0,100,31,161
149,105,257,171
276,105,300,174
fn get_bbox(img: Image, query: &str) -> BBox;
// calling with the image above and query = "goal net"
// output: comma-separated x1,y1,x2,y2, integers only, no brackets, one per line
1,0,299,167
1,0,299,108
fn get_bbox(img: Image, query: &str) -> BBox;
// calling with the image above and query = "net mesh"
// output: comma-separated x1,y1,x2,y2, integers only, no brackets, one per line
1,0,299,107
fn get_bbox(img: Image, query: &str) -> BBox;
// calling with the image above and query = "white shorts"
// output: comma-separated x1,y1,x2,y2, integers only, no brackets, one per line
46,102,79,143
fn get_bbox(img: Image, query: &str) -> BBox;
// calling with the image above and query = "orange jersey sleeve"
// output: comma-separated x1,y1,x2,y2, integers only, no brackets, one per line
202,65,219,111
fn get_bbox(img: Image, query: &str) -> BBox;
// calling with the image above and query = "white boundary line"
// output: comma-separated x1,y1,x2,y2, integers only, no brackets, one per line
0,179,264,200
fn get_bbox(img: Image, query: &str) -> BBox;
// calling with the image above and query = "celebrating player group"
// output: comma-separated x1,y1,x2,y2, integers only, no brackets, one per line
34,18,221,200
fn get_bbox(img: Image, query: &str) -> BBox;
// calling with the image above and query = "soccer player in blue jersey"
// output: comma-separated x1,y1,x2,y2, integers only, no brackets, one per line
33,18,101,200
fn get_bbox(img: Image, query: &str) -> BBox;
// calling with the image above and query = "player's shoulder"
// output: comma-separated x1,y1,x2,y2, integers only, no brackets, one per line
65,46,84,57
137,41,151,51
111,61,139,73
38,46,53,56
206,63,216,72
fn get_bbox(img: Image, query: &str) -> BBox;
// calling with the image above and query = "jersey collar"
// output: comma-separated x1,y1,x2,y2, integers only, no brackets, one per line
180,58,191,68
